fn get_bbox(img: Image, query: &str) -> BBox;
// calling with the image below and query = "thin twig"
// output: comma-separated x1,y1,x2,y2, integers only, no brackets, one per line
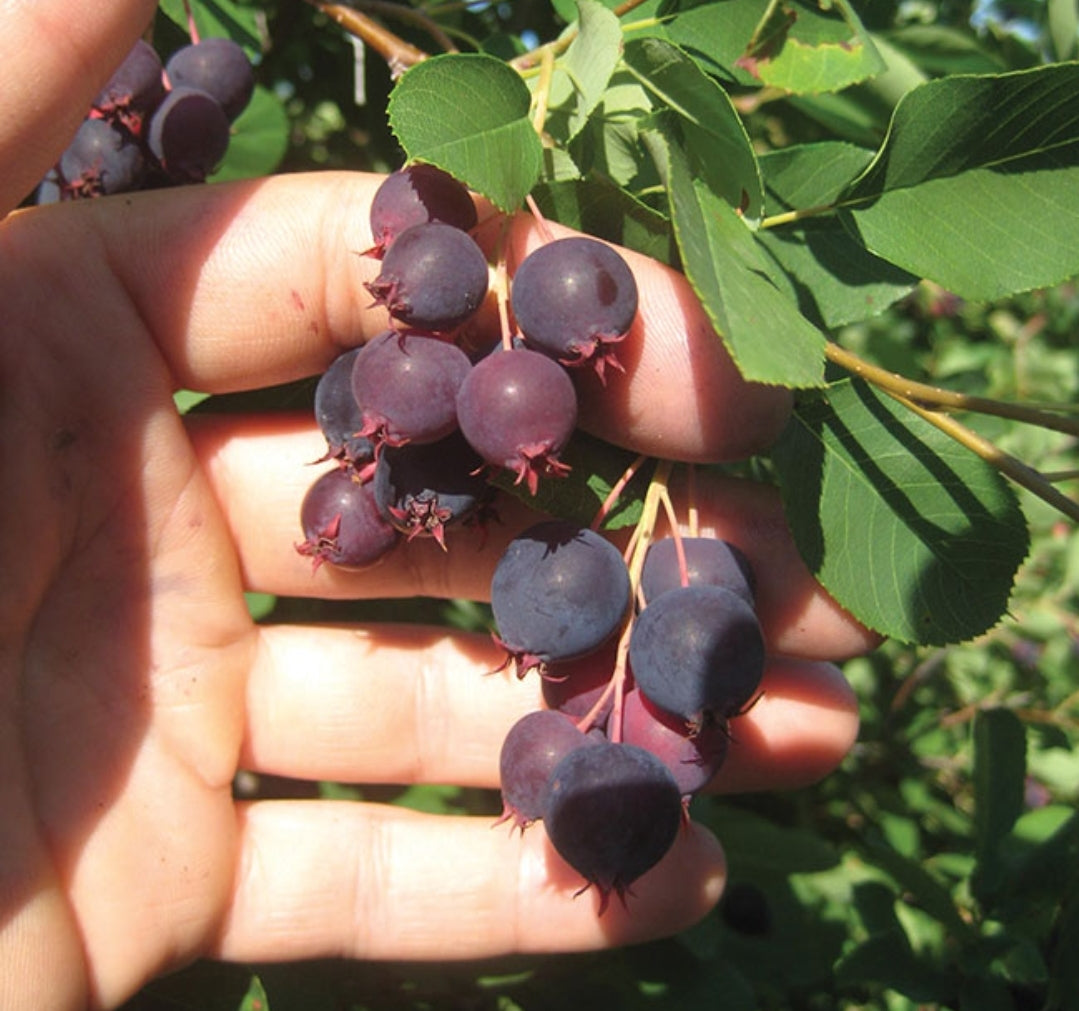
826,342,1079,437
355,0,458,53
880,387,1079,524
304,0,428,73
510,0,654,71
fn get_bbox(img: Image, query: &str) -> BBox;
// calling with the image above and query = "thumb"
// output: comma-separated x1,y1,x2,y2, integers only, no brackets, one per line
0,1,159,214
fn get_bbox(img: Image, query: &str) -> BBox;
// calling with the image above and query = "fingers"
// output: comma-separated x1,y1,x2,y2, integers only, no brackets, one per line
190,413,878,660
0,2,159,213
240,625,857,795
212,800,725,963
23,170,788,461
478,213,793,461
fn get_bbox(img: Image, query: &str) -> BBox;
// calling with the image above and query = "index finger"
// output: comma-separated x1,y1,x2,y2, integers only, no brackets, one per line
15,171,790,463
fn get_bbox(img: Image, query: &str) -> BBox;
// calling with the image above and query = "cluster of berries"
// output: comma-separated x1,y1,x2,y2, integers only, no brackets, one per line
38,35,255,202
494,523,765,909
297,163,636,566
298,164,766,910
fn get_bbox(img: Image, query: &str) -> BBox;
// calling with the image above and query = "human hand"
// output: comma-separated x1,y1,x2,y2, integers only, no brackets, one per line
0,7,875,1010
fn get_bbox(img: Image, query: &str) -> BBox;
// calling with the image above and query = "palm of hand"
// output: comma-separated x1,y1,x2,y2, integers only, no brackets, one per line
4,202,251,1007
1,175,868,1011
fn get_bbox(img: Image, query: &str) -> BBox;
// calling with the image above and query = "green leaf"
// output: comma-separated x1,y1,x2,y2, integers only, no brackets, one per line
212,86,289,182
567,69,655,187
771,378,1030,644
664,0,883,94
157,0,261,53
238,974,270,1011
839,64,1079,300
740,0,886,95
699,804,839,876
834,882,955,1001
531,176,677,265
623,37,763,221
545,0,624,143
1048,0,1079,61
882,25,1008,76
644,119,826,387
758,143,918,327
387,54,543,212
972,708,1027,904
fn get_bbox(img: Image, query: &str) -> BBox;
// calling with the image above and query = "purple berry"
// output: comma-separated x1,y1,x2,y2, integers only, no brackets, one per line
545,741,683,911
165,37,255,122
456,347,577,495
491,520,631,677
369,164,477,256
629,585,765,730
296,468,399,570
365,222,489,333
511,236,638,380
350,331,472,449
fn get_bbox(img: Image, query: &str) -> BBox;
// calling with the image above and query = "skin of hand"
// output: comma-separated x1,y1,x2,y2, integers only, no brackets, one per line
0,6,877,1010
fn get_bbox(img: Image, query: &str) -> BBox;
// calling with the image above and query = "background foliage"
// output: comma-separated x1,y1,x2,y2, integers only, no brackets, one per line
120,1,1079,1008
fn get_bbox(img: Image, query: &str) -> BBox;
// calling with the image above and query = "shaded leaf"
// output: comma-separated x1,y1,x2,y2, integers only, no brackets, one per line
531,176,677,265
972,708,1028,905
388,54,543,212
157,0,261,53
771,378,1029,644
623,37,763,221
567,69,655,187
839,64,1079,299
759,143,918,326
545,0,624,143
643,119,825,387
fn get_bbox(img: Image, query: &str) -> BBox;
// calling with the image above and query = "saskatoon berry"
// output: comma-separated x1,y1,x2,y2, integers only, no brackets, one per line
620,688,729,797
629,585,765,729
511,236,638,379
296,468,399,569
93,38,166,134
456,347,577,495
368,164,477,256
641,536,756,606
365,222,489,332
147,86,231,182
543,637,620,725
313,347,375,473
497,709,595,831
59,118,146,197
372,430,491,545
165,37,255,122
544,741,683,910
491,520,630,676
351,331,472,448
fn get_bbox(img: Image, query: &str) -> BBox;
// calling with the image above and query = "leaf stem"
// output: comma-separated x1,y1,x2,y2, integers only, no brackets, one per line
881,388,1079,524
530,44,556,136
759,203,838,229
591,454,649,531
826,342,1079,437
510,0,654,71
